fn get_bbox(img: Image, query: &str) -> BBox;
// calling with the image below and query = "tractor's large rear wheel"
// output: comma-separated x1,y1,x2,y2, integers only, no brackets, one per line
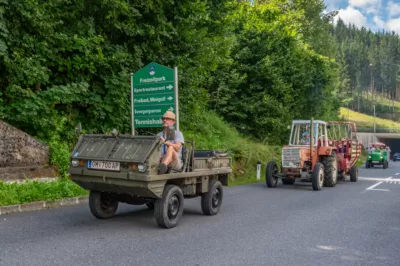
322,152,338,187
312,163,324,191
266,161,279,188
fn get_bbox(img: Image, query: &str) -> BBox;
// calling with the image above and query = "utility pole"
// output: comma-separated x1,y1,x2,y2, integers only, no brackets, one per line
373,104,376,133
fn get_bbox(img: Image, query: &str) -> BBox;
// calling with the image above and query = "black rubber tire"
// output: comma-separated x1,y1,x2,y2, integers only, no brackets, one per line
282,178,295,185
146,202,154,209
383,161,388,169
154,184,184,229
201,180,223,216
365,161,370,168
89,190,119,219
322,153,338,187
312,162,324,191
350,165,358,182
266,161,279,188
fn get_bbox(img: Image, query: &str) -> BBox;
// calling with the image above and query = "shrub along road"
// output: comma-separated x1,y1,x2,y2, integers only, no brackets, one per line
1,163,400,266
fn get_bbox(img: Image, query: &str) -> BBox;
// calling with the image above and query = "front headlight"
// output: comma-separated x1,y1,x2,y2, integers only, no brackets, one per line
71,159,79,167
137,164,148,173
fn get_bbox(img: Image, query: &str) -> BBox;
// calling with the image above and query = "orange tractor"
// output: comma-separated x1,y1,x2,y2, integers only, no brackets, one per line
326,121,361,182
266,119,338,191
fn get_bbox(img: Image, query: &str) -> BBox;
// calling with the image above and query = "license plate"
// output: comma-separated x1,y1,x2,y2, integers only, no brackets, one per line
88,160,120,171
372,161,380,163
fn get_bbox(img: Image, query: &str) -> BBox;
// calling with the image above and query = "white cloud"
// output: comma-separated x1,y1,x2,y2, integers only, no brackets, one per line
387,1,400,18
386,18,400,33
334,6,368,28
373,15,386,29
349,0,380,8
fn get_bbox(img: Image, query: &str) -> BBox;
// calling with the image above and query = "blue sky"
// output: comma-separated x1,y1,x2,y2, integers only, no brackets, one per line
325,0,400,33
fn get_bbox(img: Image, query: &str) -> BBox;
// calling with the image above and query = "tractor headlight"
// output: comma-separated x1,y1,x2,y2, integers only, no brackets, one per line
137,164,148,173
71,159,79,167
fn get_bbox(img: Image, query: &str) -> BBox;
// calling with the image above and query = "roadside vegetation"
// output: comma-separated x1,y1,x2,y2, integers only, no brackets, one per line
1,1,400,206
0,178,88,206
0,111,279,206
339,107,400,131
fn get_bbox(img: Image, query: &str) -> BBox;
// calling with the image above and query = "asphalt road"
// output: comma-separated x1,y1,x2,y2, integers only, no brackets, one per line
1,162,400,266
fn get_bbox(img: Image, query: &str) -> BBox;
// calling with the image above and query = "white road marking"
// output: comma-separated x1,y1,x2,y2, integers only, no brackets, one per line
396,173,399,176
359,177,400,182
365,176,393,191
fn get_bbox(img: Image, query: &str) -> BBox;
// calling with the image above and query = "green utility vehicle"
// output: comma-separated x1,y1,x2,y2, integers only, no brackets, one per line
366,142,390,169
67,127,232,229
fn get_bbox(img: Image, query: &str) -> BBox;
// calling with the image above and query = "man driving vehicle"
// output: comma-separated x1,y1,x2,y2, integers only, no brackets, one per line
157,111,185,174
300,130,310,145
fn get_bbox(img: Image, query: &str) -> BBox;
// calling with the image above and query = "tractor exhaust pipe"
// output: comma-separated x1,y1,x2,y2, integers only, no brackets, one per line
310,117,314,165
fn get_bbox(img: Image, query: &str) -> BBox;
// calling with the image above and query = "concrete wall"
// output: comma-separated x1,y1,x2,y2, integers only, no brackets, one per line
357,133,378,149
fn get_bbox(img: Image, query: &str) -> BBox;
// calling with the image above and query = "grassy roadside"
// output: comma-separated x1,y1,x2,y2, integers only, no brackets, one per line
0,111,278,206
3,108,394,207
340,107,400,130
183,111,280,185
0,178,88,206
2,109,383,207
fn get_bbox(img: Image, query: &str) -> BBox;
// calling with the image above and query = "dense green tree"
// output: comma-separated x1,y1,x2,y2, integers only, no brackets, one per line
0,0,342,145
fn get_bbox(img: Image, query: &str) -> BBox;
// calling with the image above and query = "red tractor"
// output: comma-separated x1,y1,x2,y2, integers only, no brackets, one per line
326,121,361,182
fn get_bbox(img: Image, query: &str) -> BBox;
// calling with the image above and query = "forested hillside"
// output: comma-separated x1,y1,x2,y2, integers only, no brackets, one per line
332,18,400,123
5,0,400,180
0,0,340,146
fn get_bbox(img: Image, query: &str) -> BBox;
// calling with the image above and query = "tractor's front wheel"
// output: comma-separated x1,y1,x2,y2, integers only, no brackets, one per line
312,163,324,191
266,161,279,188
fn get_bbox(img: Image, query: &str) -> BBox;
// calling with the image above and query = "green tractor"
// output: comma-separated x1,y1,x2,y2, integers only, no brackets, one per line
366,142,390,169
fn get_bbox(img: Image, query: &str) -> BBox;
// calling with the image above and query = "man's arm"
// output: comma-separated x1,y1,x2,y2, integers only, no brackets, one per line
163,140,182,152
161,131,184,152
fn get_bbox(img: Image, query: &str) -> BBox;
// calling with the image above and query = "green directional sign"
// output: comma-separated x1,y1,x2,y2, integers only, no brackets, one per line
131,62,179,132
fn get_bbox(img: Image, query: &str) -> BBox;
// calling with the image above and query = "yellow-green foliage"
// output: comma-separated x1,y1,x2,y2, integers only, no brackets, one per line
340,107,400,129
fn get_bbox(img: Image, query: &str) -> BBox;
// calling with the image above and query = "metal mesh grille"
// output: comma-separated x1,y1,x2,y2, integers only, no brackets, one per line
282,148,301,168
72,134,159,163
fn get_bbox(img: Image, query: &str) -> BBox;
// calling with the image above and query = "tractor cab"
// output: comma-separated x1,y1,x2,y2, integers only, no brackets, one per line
288,120,329,147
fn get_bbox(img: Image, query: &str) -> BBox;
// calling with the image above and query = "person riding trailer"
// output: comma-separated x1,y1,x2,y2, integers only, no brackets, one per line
157,111,185,174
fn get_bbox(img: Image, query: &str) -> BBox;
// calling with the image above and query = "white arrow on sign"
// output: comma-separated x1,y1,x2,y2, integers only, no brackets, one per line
168,107,174,112
166,85,173,90
167,96,173,101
